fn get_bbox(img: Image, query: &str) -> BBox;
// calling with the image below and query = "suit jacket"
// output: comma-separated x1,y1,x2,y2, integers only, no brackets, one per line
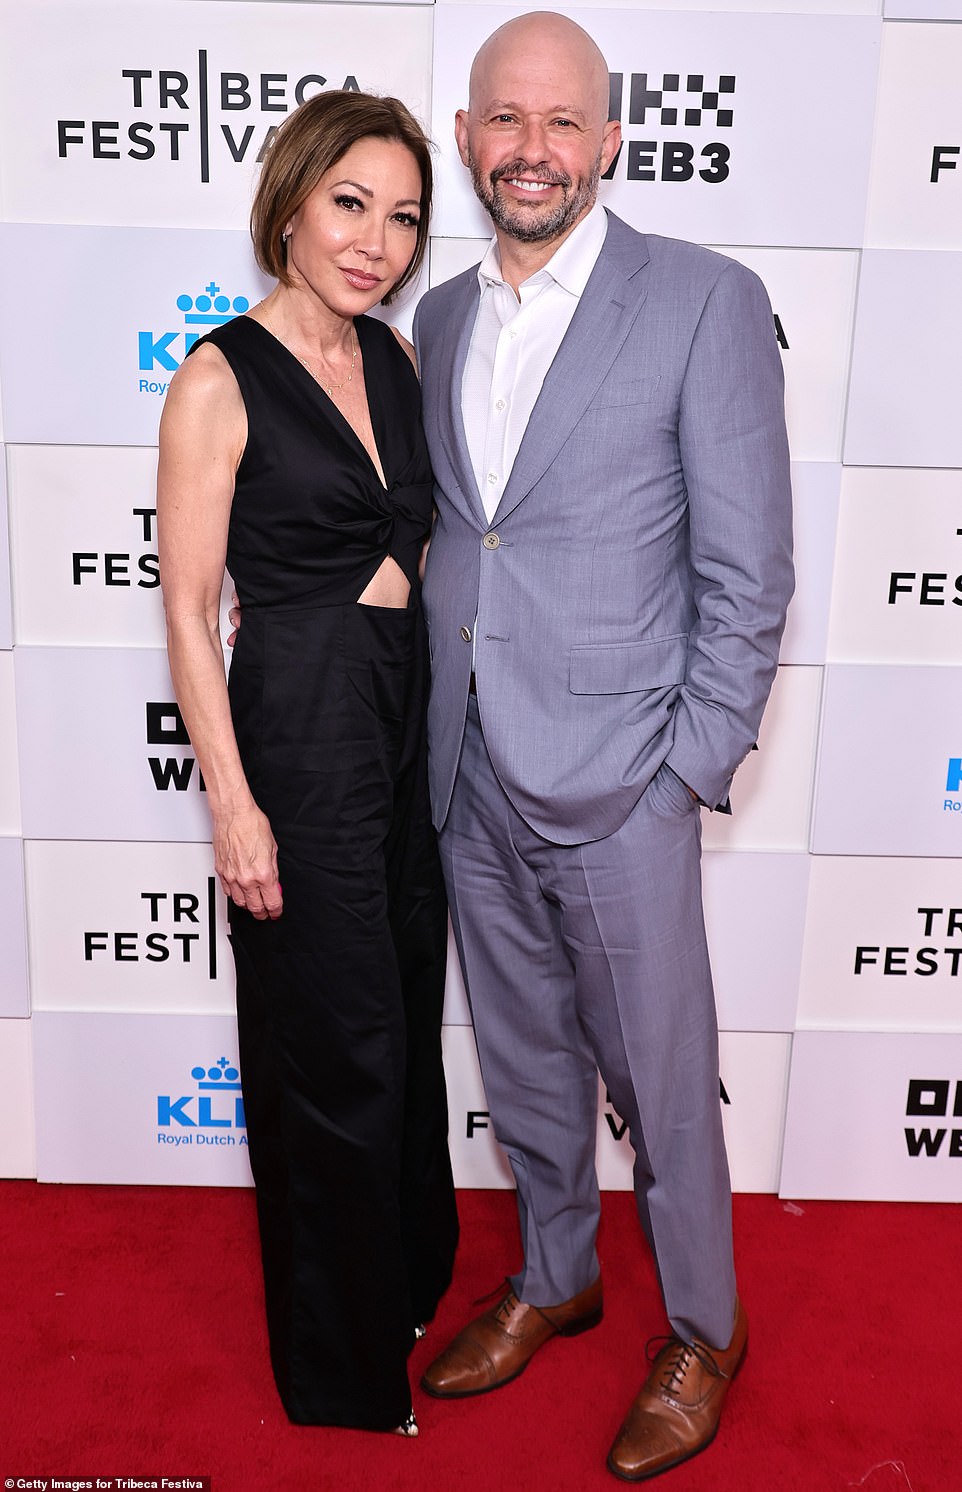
413,210,794,844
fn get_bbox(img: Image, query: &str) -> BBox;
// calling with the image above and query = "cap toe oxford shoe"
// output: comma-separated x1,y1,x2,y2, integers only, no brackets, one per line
607,1298,748,1481
421,1276,603,1399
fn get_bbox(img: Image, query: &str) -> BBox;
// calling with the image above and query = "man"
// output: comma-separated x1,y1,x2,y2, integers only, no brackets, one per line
413,11,793,1481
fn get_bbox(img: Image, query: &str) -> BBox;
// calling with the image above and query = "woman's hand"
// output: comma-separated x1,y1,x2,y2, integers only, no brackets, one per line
213,802,283,920
227,588,241,648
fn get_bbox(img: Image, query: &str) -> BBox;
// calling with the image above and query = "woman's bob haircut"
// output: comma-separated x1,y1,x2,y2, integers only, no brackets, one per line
251,90,433,307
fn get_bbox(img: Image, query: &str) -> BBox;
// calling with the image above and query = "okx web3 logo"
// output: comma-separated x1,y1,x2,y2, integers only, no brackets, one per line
146,701,205,794
905,1078,962,1159
157,1056,247,1146
138,280,250,395
604,69,735,185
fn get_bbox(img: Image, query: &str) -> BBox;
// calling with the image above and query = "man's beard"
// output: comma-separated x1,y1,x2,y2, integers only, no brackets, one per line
469,153,602,244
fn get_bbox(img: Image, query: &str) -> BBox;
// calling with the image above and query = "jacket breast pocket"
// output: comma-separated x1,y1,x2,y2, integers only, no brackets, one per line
585,374,662,412
569,633,687,695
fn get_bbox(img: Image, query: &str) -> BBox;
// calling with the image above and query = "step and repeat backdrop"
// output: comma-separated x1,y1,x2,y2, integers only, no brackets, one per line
0,0,960,1201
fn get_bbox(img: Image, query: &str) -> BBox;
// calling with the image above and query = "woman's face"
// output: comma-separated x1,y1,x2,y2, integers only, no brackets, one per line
285,135,423,317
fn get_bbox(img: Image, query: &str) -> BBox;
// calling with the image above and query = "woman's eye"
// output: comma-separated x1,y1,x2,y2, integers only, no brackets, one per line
393,212,420,229
334,194,363,211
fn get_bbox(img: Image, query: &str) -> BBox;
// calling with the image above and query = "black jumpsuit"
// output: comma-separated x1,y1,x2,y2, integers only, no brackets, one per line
187,314,458,1429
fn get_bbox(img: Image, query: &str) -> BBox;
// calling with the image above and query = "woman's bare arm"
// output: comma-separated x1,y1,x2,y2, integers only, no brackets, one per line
157,343,282,920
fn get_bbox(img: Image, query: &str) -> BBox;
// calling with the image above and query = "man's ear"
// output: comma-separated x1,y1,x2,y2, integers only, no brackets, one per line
454,109,471,168
600,119,622,178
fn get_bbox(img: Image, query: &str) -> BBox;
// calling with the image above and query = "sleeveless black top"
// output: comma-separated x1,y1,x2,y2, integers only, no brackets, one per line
187,313,434,609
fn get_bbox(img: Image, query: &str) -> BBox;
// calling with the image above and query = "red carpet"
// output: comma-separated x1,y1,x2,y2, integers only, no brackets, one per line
2,1182,958,1491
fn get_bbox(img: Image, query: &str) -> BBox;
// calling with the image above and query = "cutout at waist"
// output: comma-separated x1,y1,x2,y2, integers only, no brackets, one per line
356,554,411,610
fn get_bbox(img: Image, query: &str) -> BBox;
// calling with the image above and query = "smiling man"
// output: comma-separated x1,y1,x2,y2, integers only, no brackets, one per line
413,12,794,1480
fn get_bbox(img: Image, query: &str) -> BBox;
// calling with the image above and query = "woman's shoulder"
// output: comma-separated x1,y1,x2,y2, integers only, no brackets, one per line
161,334,246,435
388,325,418,375
358,314,419,384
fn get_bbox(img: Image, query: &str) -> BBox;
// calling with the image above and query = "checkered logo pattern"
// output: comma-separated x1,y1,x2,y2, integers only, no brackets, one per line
628,74,735,129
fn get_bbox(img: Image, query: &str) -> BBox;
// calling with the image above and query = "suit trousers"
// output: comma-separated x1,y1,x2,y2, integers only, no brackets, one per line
439,695,737,1349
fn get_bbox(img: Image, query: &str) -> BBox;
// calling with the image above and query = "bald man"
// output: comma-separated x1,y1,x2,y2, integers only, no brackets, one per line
413,12,793,1479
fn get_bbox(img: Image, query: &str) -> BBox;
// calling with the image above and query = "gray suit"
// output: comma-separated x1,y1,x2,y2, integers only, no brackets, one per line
414,211,793,1348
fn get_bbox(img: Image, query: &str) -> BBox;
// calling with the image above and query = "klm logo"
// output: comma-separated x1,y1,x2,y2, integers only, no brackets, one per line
157,1057,247,1146
138,281,250,393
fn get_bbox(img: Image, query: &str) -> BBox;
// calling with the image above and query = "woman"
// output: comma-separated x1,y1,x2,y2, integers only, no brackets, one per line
157,91,458,1435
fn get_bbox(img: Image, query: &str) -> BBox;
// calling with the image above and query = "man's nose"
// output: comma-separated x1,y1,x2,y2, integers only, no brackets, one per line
515,117,550,163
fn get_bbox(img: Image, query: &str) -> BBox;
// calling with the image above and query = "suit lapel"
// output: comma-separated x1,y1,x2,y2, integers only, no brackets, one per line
432,272,486,526
493,215,651,524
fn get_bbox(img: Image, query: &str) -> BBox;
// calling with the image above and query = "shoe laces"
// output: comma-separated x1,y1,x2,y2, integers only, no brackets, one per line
472,1275,516,1310
645,1333,726,1393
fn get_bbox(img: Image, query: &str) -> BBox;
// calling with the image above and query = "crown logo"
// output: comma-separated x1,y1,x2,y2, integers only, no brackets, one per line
191,1057,242,1091
177,283,250,327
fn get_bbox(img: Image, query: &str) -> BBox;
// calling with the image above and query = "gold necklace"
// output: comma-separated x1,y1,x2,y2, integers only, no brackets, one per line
263,309,358,397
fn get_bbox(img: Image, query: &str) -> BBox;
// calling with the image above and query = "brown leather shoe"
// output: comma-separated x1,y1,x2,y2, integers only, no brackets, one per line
420,1276,603,1398
606,1298,748,1481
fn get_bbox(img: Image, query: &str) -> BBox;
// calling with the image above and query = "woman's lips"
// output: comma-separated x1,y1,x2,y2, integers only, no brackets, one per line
340,266,382,290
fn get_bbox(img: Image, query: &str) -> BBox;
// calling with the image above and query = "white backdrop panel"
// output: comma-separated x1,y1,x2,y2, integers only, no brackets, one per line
798,856,962,1032
15,646,217,842
428,236,487,288
843,249,962,468
26,840,233,1013
780,1030,962,1201
431,7,881,247
9,445,164,646
781,463,839,666
884,1,962,14
0,451,12,649
597,1035,792,1195
826,467,962,665
0,652,22,835
708,248,858,464
703,852,809,1034
812,664,962,856
702,665,821,852
7,444,236,647
0,839,29,1018
0,1018,35,1179
443,1023,790,1193
0,225,272,446
33,1010,254,1185
0,1,433,227
865,22,962,250
442,1023,514,1188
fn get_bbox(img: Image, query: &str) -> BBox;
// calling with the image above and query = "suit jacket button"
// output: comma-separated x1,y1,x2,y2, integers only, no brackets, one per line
483,532,500,550
460,625,472,642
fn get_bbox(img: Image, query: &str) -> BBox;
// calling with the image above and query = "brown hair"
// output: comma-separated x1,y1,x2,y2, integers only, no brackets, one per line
251,90,432,305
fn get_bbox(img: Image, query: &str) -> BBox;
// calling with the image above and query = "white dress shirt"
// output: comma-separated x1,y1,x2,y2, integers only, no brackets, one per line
462,203,609,523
